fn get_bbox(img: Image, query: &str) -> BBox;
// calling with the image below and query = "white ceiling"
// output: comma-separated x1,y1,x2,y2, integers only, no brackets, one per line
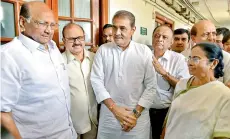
189,0,230,28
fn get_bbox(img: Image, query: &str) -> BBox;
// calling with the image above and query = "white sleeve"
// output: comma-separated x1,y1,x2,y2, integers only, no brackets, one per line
138,48,162,109
1,51,21,112
176,56,190,79
213,99,230,138
90,47,111,103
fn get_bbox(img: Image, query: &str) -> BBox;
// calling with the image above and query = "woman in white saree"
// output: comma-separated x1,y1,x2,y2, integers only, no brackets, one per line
164,42,230,139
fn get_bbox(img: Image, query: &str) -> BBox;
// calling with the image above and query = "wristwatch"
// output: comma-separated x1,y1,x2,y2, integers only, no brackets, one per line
133,109,141,118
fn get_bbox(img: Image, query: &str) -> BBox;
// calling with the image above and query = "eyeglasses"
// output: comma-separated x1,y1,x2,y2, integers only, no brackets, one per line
201,32,217,38
26,18,59,30
154,33,169,40
187,56,215,64
65,36,85,43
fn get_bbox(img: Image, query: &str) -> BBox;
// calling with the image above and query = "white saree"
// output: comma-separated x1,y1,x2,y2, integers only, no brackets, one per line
165,78,230,139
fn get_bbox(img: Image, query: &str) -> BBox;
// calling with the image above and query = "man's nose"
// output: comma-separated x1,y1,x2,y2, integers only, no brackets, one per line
44,25,52,34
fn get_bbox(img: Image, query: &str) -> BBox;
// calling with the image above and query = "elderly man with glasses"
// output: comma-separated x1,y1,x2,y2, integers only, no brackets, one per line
1,1,76,139
150,25,190,139
62,23,98,139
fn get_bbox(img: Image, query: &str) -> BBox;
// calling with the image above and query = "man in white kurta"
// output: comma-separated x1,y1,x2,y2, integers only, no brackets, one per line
91,10,159,139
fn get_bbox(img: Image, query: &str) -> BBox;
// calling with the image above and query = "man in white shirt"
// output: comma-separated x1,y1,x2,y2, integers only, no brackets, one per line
1,1,76,139
150,25,190,139
62,23,98,139
191,20,230,88
91,10,159,139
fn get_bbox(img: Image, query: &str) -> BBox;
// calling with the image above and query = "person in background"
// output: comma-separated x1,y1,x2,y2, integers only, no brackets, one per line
62,23,98,139
222,32,230,53
216,27,230,49
1,1,76,139
89,24,114,53
102,24,114,44
164,42,230,139
150,25,190,139
171,28,190,57
91,10,161,139
191,20,230,88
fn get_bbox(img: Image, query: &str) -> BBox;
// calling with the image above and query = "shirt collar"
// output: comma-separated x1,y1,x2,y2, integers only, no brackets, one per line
115,40,133,51
18,33,55,53
66,49,92,64
152,49,170,61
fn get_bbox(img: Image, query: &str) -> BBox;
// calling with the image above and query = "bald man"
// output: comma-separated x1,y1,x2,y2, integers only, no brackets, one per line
1,2,76,139
191,20,230,87
62,23,98,139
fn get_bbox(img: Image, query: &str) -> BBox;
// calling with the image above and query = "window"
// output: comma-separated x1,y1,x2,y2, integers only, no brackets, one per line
0,0,100,52
155,12,174,29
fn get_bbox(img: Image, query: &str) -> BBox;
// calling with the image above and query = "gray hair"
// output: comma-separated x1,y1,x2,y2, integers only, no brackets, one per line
112,10,135,27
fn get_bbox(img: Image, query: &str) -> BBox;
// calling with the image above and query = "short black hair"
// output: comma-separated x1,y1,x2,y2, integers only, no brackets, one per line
216,27,230,36
192,42,224,78
222,32,230,44
174,28,190,41
103,24,113,30
20,3,30,19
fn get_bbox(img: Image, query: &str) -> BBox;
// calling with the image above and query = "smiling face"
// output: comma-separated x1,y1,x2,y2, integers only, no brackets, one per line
63,24,85,55
112,17,136,49
188,46,213,78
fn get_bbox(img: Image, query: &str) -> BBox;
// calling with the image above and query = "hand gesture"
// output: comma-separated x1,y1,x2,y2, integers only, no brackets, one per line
112,106,137,132
152,56,166,76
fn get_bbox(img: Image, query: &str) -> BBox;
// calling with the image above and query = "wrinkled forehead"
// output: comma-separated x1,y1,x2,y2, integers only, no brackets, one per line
154,26,173,37
197,23,216,34
31,8,55,22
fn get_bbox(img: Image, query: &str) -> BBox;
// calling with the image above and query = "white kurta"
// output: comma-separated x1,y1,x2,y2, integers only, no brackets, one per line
165,78,230,139
91,41,160,139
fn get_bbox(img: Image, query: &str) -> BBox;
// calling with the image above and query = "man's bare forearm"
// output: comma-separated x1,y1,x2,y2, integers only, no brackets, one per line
1,112,21,139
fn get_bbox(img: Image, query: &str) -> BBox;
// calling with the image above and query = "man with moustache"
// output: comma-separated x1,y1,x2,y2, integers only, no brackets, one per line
150,25,190,139
62,23,98,139
1,1,76,139
171,28,190,57
91,10,160,139
191,20,230,87
102,24,114,44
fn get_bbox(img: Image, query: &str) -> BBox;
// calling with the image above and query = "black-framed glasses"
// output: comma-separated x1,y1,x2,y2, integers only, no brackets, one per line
65,36,85,43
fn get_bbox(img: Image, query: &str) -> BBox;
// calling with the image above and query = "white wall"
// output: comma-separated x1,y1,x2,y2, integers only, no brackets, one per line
109,0,194,46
